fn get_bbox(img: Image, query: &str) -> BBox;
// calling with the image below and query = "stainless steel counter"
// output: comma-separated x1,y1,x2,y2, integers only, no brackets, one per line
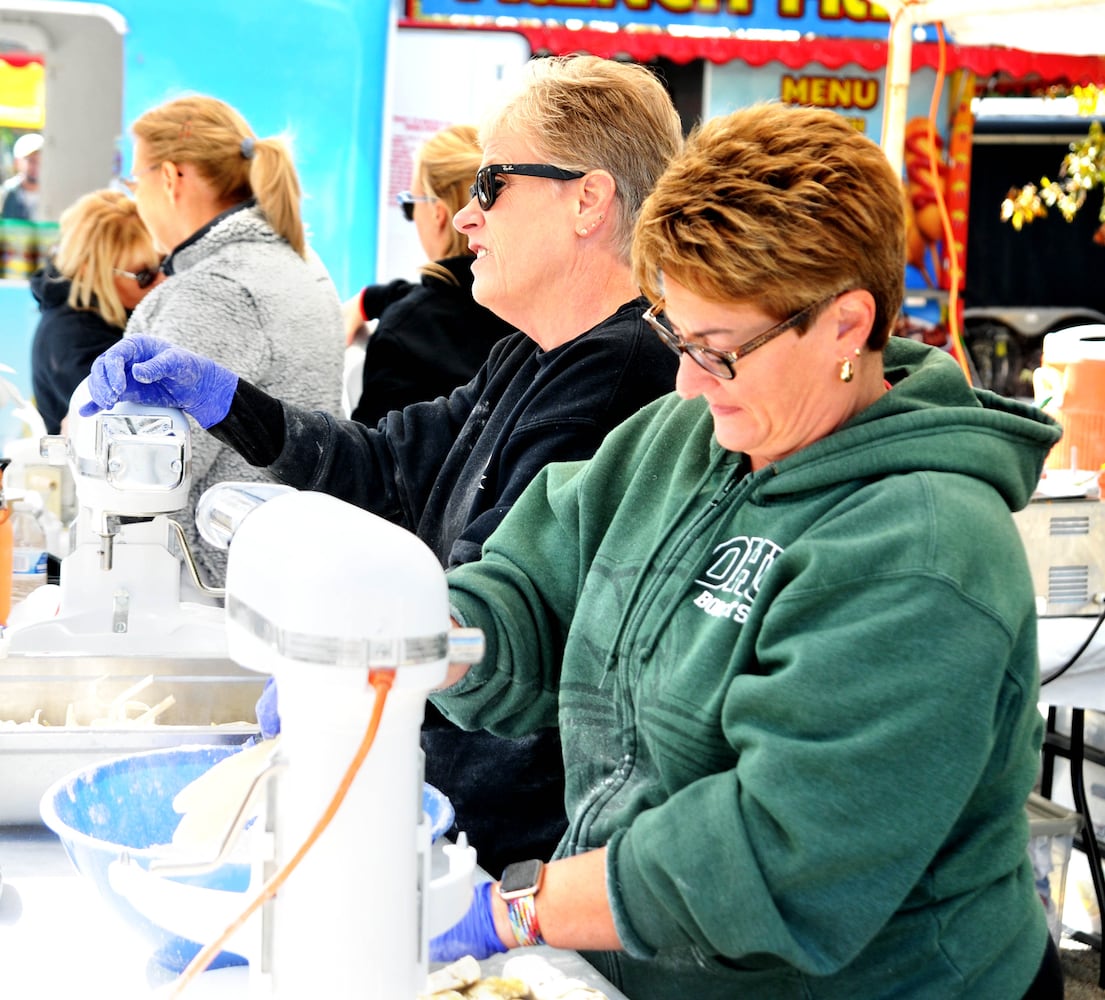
0,824,628,999
0,654,264,823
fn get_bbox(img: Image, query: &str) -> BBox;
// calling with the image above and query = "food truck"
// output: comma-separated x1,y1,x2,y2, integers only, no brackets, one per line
400,0,1105,394
3,0,1104,413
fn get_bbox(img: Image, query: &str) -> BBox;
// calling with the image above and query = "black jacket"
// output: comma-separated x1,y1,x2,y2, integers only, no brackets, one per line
351,255,515,426
213,297,679,873
30,264,125,434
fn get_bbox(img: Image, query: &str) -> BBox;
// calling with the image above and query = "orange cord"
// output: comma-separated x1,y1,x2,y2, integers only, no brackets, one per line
170,667,397,996
924,22,972,385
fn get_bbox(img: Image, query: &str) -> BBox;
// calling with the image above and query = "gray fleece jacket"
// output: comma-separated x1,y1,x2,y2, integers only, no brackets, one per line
126,202,344,585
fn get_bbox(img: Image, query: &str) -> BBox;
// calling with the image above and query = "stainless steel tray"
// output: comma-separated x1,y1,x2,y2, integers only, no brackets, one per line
0,655,263,825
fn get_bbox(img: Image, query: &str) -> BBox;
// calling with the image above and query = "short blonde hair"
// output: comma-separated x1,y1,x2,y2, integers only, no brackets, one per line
132,94,306,257
54,189,159,328
481,56,683,263
633,102,907,349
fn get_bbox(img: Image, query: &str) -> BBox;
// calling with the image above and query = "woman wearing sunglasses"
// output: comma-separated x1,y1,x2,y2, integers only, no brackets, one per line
342,124,515,426
82,56,682,878
117,94,345,587
430,104,1064,998
30,188,164,434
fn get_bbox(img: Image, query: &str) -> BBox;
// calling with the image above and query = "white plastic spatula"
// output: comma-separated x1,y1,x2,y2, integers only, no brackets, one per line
171,737,282,852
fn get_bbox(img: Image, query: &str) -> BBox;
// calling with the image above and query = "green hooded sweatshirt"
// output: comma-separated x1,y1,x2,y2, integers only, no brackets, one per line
438,337,1063,999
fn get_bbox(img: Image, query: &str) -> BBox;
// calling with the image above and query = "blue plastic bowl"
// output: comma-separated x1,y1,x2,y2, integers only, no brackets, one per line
40,744,454,974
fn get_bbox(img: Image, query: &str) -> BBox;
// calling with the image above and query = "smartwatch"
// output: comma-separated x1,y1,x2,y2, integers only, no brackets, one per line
498,859,546,947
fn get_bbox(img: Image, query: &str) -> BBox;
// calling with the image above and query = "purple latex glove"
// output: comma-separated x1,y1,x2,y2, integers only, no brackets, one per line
430,881,508,963
80,335,239,429
256,676,281,739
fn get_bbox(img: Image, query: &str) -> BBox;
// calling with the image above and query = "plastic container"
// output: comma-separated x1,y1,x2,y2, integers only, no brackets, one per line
10,495,48,604
1034,325,1105,472
1026,791,1082,944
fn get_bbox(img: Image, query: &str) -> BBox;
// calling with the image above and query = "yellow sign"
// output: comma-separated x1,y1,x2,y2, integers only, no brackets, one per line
0,58,45,130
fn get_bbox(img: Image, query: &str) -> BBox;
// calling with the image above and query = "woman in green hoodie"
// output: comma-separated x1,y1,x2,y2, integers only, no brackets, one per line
432,102,1064,999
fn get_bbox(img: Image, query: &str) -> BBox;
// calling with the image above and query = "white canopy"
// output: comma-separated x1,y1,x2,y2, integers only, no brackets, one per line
908,0,1105,56
880,0,1105,173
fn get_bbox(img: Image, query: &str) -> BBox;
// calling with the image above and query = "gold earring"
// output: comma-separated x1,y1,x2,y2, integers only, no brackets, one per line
581,214,604,235
839,347,861,383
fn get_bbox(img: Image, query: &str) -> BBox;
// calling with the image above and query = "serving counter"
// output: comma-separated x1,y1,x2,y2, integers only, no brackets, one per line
1038,617,1105,712
0,824,629,999
1037,613,1105,988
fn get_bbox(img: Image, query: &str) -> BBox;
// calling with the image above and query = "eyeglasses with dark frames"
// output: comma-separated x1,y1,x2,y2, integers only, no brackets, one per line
469,163,586,211
113,264,161,290
396,190,437,222
643,296,835,380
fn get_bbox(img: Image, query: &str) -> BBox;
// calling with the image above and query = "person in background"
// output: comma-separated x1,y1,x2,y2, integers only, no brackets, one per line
30,189,164,434
344,124,515,426
427,103,1065,999
81,55,683,878
119,94,344,586
2,132,43,220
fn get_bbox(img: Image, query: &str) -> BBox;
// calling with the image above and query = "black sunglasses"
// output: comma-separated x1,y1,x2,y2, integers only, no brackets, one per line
469,163,586,211
396,190,436,222
113,264,161,289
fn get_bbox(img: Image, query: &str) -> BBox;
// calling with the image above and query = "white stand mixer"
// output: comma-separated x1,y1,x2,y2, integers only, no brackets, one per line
2,391,262,827
222,489,481,997
5,379,225,655
12,384,483,993
110,486,482,997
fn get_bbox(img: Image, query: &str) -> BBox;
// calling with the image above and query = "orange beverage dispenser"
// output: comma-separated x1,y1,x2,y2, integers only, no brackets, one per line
1034,326,1105,472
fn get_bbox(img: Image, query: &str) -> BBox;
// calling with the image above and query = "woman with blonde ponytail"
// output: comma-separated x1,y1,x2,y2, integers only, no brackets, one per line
343,124,515,426
121,93,344,586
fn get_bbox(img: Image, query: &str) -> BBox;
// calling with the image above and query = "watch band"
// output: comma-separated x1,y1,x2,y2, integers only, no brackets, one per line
499,859,546,948
505,891,545,948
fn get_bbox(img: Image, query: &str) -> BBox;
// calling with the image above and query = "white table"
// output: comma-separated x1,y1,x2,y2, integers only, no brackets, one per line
0,825,627,999
1038,616,1105,712
1037,614,1105,989
1,824,172,999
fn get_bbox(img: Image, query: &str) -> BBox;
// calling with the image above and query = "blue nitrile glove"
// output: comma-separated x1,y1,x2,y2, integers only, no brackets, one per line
430,881,508,963
80,335,239,428
255,676,281,739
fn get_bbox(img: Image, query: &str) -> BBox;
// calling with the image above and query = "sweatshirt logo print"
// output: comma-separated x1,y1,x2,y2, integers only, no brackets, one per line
692,535,783,623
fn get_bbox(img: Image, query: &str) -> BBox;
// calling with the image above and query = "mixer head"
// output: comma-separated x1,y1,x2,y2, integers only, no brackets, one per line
58,378,192,527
